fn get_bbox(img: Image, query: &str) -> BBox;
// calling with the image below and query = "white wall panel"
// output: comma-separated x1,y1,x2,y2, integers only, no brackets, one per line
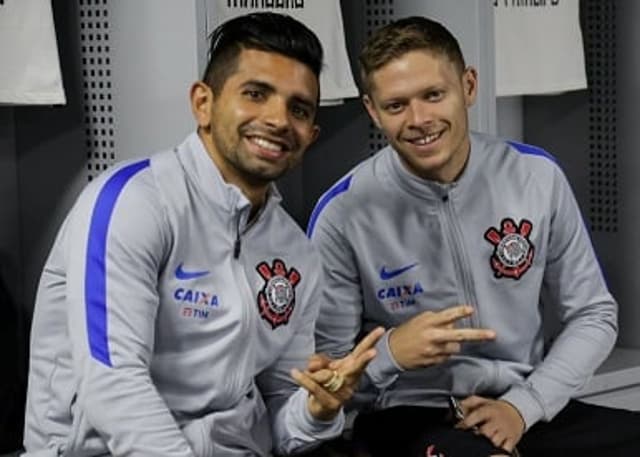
105,0,203,161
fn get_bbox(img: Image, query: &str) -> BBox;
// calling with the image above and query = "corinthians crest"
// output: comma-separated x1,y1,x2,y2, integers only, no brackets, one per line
484,218,535,280
256,258,300,329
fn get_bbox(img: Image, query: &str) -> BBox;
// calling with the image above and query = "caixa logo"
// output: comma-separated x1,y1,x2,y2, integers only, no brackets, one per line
377,282,425,311
174,288,219,319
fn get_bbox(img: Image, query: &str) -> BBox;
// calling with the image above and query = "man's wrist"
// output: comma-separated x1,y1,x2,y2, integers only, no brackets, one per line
499,399,526,433
500,383,546,430
307,395,341,421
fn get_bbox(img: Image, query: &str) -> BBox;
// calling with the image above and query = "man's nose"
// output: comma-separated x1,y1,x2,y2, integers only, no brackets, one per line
263,97,290,131
406,100,433,127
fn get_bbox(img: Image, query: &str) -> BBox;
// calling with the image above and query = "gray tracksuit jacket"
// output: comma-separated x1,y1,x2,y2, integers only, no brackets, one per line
308,131,617,429
23,132,342,457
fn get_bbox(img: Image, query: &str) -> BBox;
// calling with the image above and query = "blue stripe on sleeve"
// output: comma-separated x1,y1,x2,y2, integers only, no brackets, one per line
507,140,557,163
85,159,150,367
306,175,352,238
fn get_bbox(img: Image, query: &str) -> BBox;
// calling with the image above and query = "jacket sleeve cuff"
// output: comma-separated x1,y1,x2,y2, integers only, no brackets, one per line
365,329,404,388
500,383,546,430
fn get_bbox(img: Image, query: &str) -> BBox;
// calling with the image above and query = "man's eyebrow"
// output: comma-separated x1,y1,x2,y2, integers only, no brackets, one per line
243,79,317,111
241,80,275,93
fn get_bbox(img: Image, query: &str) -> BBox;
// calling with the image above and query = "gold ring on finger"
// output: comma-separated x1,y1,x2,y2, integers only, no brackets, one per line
322,370,345,393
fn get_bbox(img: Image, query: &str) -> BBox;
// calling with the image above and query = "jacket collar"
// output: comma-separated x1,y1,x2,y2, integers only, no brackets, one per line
384,131,483,202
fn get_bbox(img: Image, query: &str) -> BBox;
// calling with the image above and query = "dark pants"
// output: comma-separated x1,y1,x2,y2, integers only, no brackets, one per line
519,401,640,457
305,400,640,457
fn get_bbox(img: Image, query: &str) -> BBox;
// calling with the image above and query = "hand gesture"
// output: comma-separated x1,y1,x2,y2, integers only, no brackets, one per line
291,326,385,420
389,305,496,370
457,395,525,452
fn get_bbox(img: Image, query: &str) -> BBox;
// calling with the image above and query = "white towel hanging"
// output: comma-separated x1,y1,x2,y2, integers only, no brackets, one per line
494,0,587,96
0,0,66,105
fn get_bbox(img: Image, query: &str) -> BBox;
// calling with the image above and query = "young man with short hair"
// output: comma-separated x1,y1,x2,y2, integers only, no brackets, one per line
23,13,382,457
309,16,640,457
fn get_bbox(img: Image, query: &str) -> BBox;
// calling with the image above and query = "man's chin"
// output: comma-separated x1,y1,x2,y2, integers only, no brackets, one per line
244,166,288,186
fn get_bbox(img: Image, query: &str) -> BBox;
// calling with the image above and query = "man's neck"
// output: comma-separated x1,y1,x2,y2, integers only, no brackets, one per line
198,129,270,213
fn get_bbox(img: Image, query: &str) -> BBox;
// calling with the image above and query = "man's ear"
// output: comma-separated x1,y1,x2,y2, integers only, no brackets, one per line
362,94,382,129
310,124,321,145
462,66,478,108
190,81,214,129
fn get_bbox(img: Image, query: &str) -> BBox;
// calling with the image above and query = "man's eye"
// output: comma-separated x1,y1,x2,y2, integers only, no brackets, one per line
385,102,404,114
291,105,311,120
245,90,265,101
426,91,444,102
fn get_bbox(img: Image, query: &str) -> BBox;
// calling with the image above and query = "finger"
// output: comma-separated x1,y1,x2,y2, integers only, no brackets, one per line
441,341,462,355
462,404,492,429
480,423,498,442
350,326,385,358
416,341,459,361
485,428,505,450
478,423,506,452
422,354,451,366
501,437,515,453
305,368,335,385
330,346,378,378
291,368,341,409
460,395,489,411
350,347,378,375
422,305,475,326
430,327,496,343
307,353,331,372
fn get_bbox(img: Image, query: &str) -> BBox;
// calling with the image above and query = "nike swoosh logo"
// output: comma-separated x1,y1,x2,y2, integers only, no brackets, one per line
379,263,419,280
175,263,210,280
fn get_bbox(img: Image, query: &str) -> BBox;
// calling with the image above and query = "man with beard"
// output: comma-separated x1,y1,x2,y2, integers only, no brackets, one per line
23,13,382,457
309,15,640,457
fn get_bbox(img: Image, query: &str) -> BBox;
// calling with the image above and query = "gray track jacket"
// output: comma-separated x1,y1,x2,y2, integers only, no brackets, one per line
308,131,617,429
24,132,342,457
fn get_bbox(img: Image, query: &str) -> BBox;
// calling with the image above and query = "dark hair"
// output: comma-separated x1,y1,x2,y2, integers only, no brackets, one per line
202,12,323,93
359,16,466,94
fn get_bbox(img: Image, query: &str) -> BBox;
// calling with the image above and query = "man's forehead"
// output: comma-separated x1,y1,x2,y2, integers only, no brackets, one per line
232,48,319,101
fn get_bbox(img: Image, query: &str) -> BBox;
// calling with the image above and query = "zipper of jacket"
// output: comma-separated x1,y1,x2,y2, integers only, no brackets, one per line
229,207,259,399
441,192,480,328
233,198,269,259
233,213,242,259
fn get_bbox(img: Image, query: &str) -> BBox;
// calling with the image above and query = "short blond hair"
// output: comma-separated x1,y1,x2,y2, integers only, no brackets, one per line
359,16,466,94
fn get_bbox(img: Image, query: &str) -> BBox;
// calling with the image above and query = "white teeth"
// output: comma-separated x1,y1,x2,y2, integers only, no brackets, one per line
425,132,440,143
252,136,283,152
413,132,440,145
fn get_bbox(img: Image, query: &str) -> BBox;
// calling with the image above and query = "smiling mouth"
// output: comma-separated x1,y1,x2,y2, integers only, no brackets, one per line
247,135,292,156
406,130,443,145
249,136,285,151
